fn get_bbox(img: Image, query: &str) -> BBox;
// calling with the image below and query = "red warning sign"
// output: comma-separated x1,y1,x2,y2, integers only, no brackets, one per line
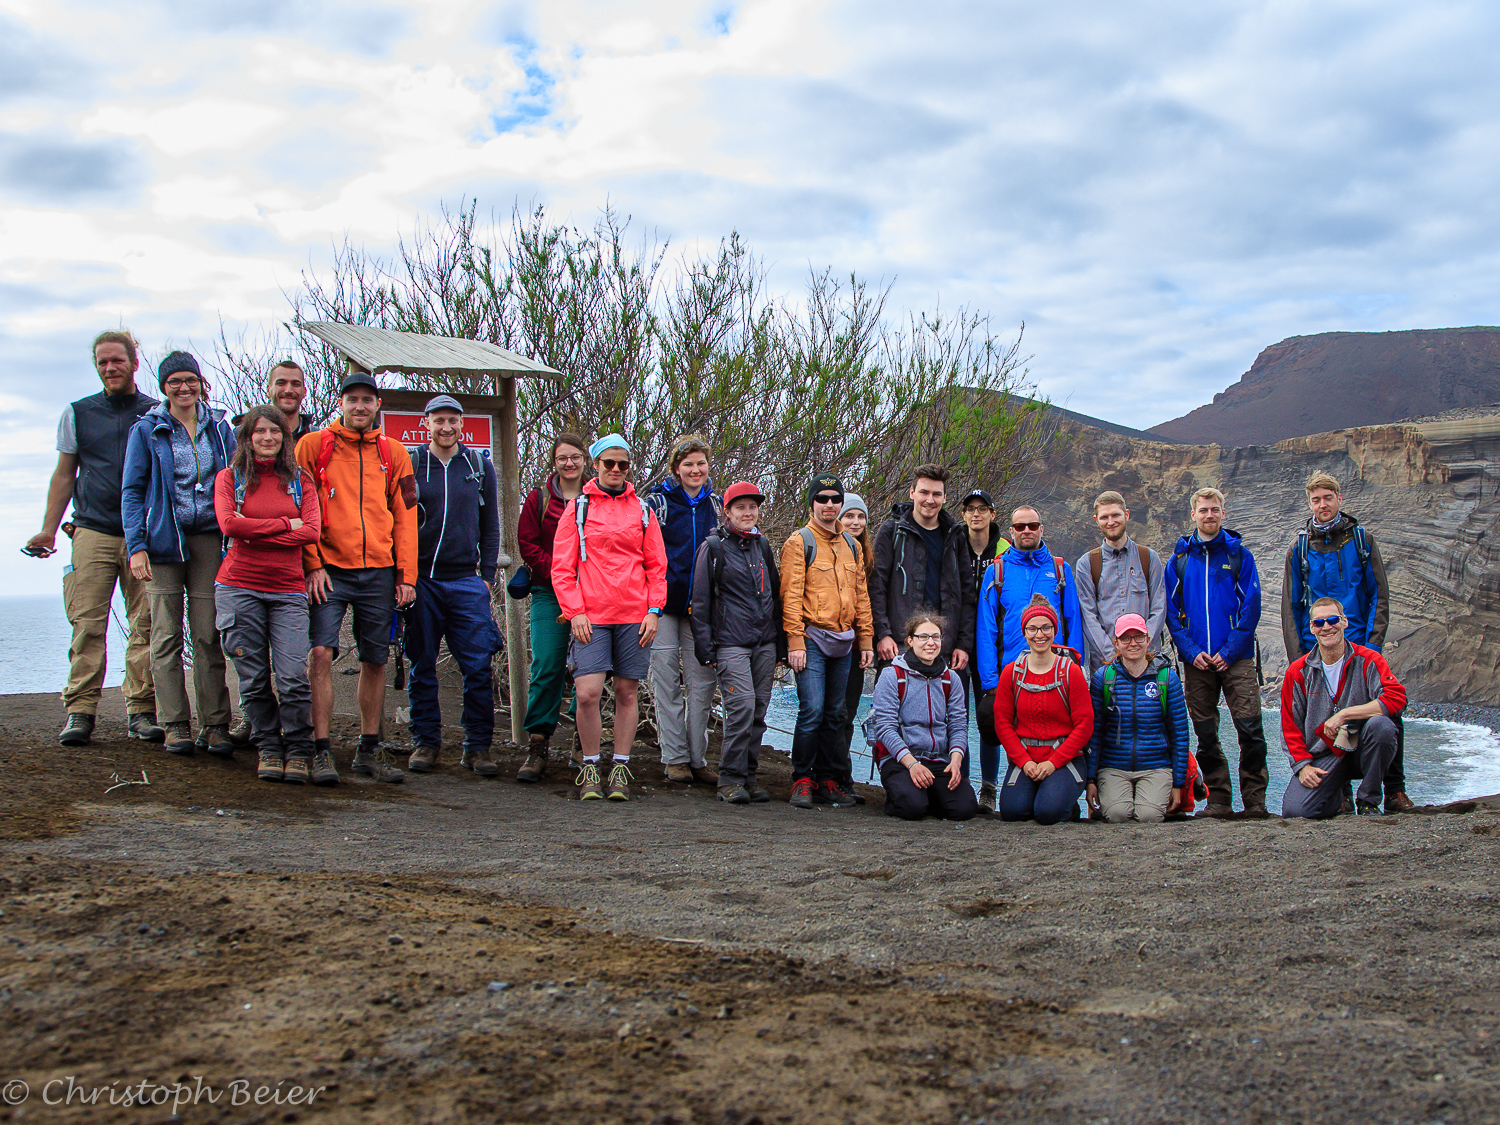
382,412,493,455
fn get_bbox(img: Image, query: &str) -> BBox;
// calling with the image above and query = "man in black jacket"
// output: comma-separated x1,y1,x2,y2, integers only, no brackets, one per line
27,331,160,747
690,481,784,805
871,464,970,670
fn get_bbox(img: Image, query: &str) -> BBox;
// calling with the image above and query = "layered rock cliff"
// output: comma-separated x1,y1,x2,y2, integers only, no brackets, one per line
1016,408,1500,704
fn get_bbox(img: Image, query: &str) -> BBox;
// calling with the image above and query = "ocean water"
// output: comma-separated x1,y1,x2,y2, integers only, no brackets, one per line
0,595,127,697
761,675,1500,815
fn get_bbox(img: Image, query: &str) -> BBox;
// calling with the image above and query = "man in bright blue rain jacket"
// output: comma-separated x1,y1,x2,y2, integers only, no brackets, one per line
1164,487,1268,818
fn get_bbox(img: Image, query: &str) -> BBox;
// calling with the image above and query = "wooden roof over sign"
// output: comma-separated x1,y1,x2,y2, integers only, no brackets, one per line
303,322,561,379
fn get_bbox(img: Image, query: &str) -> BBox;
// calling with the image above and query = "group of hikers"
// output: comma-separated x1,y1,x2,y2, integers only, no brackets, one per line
27,330,1410,821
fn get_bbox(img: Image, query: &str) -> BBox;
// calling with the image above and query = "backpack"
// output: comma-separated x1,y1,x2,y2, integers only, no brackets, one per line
1292,518,1372,616
1009,648,1076,719
1098,662,1206,806
413,446,489,506
313,428,391,500
863,664,955,767
232,467,303,512
797,526,862,568
705,529,779,594
988,553,1071,667
644,488,723,535
1088,544,1152,595
573,491,653,564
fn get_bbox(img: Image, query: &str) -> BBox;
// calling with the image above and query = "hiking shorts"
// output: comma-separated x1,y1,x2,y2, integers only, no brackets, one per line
310,565,396,665
568,621,651,681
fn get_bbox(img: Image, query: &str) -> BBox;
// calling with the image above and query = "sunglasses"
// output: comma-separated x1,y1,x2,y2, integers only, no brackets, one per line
600,458,630,471
1311,615,1343,628
1011,521,1041,532
813,493,842,504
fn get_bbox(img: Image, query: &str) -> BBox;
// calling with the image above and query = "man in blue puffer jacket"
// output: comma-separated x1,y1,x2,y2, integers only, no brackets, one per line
645,435,725,783
1164,487,1268,818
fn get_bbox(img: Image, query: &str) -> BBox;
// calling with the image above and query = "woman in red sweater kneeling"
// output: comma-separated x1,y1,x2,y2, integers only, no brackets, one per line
214,406,322,784
994,596,1094,824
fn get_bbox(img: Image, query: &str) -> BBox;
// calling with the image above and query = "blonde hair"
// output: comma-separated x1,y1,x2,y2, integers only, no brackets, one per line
1093,490,1126,513
669,433,711,473
1189,487,1225,511
1305,471,1341,495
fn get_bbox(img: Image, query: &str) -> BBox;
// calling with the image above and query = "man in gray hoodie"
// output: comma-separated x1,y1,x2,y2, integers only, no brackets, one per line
1076,490,1166,672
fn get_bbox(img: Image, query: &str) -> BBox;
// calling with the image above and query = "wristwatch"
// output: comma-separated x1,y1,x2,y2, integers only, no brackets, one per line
649,607,662,616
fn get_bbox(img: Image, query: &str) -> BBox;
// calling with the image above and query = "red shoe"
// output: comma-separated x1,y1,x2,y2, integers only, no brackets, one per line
788,778,815,809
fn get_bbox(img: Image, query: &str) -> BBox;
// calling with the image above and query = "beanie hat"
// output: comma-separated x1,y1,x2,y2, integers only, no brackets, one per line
158,351,201,390
807,472,844,506
1020,600,1059,632
840,492,868,518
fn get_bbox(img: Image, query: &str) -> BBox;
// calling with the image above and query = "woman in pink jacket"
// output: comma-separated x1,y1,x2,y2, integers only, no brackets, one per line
550,434,667,802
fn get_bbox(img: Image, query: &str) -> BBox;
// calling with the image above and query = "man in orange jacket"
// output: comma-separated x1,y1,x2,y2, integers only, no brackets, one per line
294,371,418,785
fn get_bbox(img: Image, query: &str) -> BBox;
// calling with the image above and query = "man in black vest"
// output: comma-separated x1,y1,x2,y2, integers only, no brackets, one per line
27,331,160,747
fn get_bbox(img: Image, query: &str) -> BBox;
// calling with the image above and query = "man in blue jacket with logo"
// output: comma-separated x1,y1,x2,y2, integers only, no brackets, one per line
1165,487,1268,817
404,395,502,778
974,504,1084,808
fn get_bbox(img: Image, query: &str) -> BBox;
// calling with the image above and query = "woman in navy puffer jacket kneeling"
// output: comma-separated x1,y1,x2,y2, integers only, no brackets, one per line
871,611,978,821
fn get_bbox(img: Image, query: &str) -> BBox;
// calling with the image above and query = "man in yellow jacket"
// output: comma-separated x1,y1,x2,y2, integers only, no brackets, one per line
780,472,874,809
294,371,418,785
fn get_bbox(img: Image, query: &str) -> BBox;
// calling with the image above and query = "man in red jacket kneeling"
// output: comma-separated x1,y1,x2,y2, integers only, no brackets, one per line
1281,596,1406,819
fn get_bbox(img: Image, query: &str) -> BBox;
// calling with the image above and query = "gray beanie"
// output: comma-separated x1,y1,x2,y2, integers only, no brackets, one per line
840,492,868,518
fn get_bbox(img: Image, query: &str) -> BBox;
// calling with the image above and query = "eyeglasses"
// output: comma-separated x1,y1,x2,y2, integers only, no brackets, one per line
165,377,200,389
963,505,992,514
600,458,630,471
1011,521,1041,532
813,493,842,504
555,454,583,464
1311,615,1343,628
1117,634,1148,645
1023,624,1054,635
910,632,942,643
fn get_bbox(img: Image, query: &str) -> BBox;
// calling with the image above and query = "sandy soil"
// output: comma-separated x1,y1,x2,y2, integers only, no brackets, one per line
3,686,1500,1124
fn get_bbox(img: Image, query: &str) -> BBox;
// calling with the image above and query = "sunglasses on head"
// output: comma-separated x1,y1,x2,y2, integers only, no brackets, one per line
1311,615,1343,628
600,458,630,471
813,493,842,504
1011,521,1041,532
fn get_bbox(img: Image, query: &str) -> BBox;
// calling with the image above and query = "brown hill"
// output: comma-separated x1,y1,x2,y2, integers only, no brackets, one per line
1151,327,1500,446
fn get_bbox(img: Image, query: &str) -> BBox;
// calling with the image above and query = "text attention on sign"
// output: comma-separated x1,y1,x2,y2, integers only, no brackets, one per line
382,412,494,454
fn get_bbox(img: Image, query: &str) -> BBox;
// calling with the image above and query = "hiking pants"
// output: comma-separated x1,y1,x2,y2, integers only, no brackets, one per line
1281,716,1399,819
715,642,775,786
791,645,852,784
1183,658,1269,810
881,760,979,821
1097,767,1173,823
215,585,312,760
63,527,155,716
148,532,231,729
650,613,717,768
406,575,501,752
1000,760,1086,825
956,666,998,786
524,586,574,738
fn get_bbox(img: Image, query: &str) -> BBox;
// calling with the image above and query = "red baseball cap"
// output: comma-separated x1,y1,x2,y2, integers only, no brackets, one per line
723,481,765,508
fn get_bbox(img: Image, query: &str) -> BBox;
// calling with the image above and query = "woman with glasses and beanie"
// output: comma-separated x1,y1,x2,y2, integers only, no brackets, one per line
993,595,1093,824
870,610,977,820
1086,613,1190,823
213,405,321,782
645,434,724,785
551,434,667,802
121,351,237,756
836,492,875,797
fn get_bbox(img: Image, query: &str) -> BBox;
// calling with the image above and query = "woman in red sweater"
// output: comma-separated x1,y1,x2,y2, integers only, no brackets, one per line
214,406,321,784
994,596,1093,824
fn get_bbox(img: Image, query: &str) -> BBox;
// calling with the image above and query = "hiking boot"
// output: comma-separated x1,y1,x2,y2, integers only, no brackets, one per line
461,746,500,777
746,778,771,803
227,717,253,747
691,766,719,786
577,762,604,801
977,783,996,814
813,779,856,808
607,762,633,801
1385,790,1415,814
257,750,284,781
1240,804,1270,819
202,725,235,759
309,750,340,786
164,722,195,755
407,744,439,773
517,734,548,782
717,783,751,805
282,757,310,785
1355,798,1383,816
351,746,405,784
1199,802,1234,819
841,782,867,805
664,763,693,783
788,778,815,809
58,713,95,747
127,712,164,742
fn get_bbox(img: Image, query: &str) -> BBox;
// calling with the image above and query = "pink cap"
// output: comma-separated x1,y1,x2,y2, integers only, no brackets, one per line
1113,613,1148,638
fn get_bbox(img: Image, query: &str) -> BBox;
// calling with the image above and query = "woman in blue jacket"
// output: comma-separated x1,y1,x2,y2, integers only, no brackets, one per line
122,352,235,756
1087,614,1191,822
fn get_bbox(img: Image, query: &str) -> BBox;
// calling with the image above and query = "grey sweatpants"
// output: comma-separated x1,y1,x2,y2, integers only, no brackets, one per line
714,642,775,785
215,585,313,760
1281,715,1399,819
650,613,717,767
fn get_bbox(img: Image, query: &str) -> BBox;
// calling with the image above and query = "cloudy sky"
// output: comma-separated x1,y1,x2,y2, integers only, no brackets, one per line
4,0,1499,594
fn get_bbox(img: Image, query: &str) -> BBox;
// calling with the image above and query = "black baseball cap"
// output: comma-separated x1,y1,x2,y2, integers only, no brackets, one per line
961,488,995,509
339,371,380,395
